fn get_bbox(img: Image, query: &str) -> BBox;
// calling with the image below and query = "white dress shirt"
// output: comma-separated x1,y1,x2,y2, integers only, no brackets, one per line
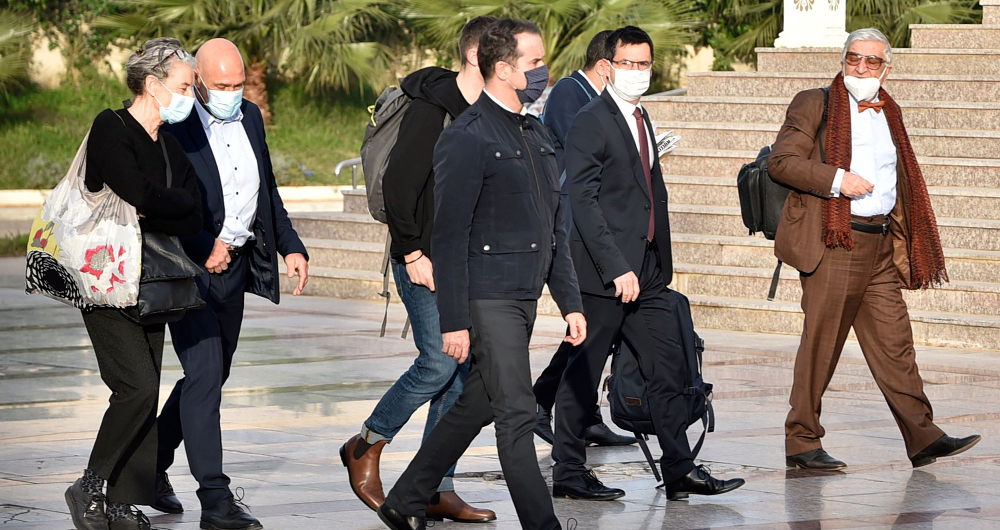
483,89,528,116
195,101,260,247
606,86,655,170
577,70,603,96
829,95,898,217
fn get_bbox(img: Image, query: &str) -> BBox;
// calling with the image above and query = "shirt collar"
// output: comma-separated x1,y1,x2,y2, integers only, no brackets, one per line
606,84,643,118
483,89,528,116
577,70,603,96
195,98,244,129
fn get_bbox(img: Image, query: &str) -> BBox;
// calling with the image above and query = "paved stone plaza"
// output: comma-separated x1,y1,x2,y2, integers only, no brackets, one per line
2,256,999,529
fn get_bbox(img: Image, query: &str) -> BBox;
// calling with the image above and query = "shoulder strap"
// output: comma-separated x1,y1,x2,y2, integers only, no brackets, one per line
160,139,173,188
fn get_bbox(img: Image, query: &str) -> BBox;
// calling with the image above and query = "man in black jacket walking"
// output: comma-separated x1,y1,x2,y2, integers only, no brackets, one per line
377,19,586,530
532,29,635,448
340,16,497,523
155,38,308,530
551,26,745,502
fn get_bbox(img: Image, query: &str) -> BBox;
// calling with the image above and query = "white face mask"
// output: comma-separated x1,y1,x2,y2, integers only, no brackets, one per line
843,66,888,102
608,66,650,102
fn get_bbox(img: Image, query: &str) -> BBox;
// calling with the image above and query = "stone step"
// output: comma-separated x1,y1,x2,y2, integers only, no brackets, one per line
684,72,1000,102
663,175,1000,221
655,121,1000,160
301,238,385,271
342,188,369,215
685,296,1000,351
673,263,1000,317
661,149,1000,188
755,47,1000,75
645,96,1000,131
668,204,1000,251
279,266,1000,350
671,233,1000,284
987,0,1000,25
910,24,1000,50
290,211,387,242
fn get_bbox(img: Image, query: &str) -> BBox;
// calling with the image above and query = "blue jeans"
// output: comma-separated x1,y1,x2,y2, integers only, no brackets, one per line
362,261,469,491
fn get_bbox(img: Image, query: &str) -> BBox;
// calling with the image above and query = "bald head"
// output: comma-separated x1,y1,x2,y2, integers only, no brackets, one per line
195,38,245,101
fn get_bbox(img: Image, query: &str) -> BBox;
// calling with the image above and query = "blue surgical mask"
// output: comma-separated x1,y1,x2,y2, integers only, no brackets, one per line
199,78,243,120
153,79,195,124
511,64,550,104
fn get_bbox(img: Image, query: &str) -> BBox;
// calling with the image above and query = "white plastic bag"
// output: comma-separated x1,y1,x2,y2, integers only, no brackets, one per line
25,131,142,309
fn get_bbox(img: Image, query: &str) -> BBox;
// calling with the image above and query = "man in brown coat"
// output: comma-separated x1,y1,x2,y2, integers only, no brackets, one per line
769,28,980,470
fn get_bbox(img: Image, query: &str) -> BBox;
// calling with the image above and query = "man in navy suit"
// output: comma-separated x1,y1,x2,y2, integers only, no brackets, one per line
532,30,635,448
155,38,309,530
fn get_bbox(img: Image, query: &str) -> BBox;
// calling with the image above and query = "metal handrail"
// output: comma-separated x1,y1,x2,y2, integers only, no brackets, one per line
335,157,363,188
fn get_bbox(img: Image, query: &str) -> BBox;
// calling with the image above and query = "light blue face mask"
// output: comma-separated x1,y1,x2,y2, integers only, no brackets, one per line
199,78,243,120
153,79,195,124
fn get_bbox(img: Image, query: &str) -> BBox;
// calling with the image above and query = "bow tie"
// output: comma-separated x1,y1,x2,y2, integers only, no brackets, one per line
858,100,885,113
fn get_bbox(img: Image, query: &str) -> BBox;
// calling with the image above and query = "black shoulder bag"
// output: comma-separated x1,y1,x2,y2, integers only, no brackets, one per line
117,113,205,324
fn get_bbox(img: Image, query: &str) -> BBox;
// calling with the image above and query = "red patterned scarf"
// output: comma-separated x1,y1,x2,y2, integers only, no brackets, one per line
822,72,948,289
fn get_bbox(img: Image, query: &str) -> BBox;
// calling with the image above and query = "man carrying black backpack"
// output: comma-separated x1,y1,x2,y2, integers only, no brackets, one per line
340,16,497,523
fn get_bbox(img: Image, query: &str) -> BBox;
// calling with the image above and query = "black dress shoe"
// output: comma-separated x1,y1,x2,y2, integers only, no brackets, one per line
552,470,625,501
786,449,847,470
149,473,183,514
64,478,109,530
910,434,981,468
583,423,637,446
534,406,555,445
665,465,745,501
377,503,425,530
199,494,262,530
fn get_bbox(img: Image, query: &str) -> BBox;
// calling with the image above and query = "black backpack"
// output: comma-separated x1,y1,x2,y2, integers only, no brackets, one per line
604,290,714,485
736,87,829,300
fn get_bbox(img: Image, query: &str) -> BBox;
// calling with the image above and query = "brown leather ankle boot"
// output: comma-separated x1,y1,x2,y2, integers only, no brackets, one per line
426,491,497,523
340,434,386,511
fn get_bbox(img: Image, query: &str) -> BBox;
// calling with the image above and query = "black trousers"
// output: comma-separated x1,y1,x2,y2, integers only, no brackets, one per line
82,308,165,505
552,245,695,484
156,253,248,509
384,299,560,530
532,340,602,426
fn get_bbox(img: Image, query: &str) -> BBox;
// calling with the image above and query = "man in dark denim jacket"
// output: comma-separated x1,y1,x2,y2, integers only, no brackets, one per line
377,19,585,530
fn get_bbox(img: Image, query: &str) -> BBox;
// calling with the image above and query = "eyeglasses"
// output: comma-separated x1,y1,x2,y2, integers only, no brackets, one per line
611,59,653,71
844,52,886,70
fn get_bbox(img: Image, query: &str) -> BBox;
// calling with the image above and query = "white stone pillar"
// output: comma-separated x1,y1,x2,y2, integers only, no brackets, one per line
774,0,849,48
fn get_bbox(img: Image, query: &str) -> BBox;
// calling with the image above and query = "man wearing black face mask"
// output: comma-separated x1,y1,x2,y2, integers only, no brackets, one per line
376,18,585,530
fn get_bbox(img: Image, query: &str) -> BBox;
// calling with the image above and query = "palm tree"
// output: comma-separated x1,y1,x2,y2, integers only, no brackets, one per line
97,0,396,121
402,0,703,84
0,10,33,98
711,0,981,66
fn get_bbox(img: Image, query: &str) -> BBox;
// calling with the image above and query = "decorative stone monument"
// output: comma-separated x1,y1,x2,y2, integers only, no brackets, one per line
774,0,850,48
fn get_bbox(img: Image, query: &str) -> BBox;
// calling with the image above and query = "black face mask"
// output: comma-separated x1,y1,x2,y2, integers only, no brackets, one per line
511,64,550,104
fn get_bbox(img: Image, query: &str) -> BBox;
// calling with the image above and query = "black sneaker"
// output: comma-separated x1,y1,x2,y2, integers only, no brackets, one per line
65,478,109,530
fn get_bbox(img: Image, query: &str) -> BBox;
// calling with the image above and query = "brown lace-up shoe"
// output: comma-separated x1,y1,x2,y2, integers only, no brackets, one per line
340,434,386,511
426,491,497,523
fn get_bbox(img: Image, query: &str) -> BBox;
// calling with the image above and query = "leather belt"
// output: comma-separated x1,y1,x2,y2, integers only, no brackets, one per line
227,244,248,259
851,220,890,235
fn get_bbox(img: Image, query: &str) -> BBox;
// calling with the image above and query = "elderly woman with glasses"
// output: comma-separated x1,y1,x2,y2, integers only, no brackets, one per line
64,37,203,530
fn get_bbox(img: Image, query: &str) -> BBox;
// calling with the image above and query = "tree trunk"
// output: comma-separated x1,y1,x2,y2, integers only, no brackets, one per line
244,61,271,124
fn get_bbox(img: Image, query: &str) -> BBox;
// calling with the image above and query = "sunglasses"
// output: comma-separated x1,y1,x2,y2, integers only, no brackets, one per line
844,52,886,70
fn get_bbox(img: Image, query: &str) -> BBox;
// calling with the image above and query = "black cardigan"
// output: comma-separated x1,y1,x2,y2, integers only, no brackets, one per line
85,108,202,236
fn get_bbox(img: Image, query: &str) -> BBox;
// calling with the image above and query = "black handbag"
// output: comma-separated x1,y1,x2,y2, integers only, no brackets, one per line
123,139,205,325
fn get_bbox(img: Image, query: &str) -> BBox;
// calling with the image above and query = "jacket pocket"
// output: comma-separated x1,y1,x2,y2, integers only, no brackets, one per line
486,144,531,194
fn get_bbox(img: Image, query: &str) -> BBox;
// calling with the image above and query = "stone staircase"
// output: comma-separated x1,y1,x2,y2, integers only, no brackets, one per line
286,2,1000,350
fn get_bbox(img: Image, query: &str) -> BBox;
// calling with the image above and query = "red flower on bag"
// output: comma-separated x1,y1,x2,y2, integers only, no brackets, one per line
80,244,129,291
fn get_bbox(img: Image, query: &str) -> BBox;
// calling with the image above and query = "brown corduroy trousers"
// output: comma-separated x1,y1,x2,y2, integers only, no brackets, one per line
785,216,945,458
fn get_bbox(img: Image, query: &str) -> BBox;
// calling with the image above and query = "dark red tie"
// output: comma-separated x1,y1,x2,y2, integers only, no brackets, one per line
633,108,654,241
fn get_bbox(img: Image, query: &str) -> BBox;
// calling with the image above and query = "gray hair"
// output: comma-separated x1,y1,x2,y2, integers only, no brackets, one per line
842,28,893,65
125,37,196,96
